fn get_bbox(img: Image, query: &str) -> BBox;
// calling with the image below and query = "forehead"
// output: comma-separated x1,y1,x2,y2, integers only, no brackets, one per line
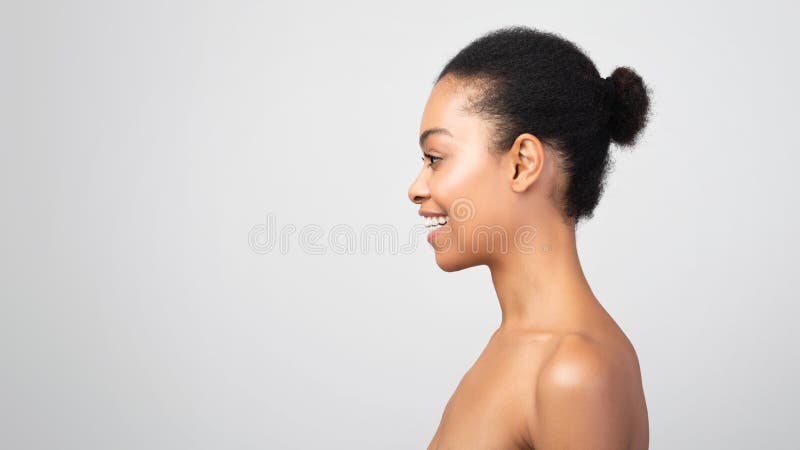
420,78,468,132
419,77,491,148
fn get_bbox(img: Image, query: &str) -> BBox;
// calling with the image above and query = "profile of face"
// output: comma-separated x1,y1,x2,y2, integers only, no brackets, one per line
408,75,558,272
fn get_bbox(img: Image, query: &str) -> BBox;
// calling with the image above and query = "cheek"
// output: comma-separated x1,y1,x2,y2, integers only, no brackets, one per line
433,160,498,218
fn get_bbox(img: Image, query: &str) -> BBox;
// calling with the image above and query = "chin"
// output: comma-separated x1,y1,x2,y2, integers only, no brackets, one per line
433,249,482,272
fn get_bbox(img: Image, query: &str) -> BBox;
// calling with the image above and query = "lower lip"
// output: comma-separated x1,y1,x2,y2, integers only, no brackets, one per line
426,225,448,244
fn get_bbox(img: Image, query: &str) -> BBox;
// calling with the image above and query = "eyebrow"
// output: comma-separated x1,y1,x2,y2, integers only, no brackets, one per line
419,127,453,149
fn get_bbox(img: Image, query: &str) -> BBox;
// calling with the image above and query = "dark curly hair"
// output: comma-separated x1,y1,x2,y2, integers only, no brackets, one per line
435,26,653,225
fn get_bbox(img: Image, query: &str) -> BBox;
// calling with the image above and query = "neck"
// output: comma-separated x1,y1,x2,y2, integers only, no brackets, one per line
487,217,599,335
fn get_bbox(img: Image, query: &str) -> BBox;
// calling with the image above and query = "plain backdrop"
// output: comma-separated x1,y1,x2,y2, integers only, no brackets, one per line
2,1,799,449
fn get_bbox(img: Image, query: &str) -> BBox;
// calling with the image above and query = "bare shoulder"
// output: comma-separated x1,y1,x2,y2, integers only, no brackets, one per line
538,333,631,390
532,333,643,450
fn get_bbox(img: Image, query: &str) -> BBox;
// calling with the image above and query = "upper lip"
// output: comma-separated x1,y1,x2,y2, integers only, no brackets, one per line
418,210,448,217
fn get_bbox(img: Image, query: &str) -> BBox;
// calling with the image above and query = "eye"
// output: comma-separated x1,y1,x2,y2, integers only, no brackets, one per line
422,153,442,167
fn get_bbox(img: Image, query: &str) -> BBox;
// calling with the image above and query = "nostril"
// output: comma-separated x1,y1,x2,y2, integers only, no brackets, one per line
408,177,430,203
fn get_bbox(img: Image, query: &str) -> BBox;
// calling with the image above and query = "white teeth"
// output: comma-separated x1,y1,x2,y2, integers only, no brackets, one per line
424,215,449,228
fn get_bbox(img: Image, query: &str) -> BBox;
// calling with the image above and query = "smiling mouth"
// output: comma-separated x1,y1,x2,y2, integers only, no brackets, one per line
423,215,449,229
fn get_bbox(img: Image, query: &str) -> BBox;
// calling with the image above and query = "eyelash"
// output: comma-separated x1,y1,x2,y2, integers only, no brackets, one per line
422,153,442,167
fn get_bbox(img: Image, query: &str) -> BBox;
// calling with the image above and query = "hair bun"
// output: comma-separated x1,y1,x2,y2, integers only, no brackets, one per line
607,66,652,147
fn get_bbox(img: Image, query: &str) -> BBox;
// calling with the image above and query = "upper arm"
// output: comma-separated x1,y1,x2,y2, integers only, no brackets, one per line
532,335,633,450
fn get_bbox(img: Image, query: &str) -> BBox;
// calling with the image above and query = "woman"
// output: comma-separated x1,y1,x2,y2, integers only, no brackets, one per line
408,26,652,450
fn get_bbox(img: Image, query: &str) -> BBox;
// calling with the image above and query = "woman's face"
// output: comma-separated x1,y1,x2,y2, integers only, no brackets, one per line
408,77,517,271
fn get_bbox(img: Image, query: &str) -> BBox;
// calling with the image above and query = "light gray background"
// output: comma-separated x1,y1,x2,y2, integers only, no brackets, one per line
2,1,798,449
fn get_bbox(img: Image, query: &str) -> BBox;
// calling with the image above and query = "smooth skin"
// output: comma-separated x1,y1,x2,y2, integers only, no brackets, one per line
408,75,649,450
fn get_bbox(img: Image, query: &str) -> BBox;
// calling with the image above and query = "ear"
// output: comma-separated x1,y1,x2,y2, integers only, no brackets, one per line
509,133,545,193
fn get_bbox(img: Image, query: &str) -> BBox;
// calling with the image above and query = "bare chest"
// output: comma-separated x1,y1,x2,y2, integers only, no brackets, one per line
427,337,558,450
427,378,531,450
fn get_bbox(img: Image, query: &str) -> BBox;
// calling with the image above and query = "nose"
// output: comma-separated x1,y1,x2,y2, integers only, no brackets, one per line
408,168,430,205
